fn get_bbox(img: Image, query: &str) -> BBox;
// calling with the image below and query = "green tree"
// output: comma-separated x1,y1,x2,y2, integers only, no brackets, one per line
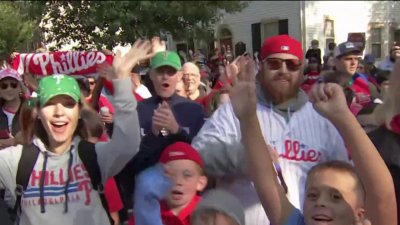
40,1,248,50
0,1,45,61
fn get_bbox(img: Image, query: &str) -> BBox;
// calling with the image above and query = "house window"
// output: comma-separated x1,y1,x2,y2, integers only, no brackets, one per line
394,29,400,45
261,19,288,40
262,21,279,40
324,19,335,38
371,27,382,58
324,18,335,52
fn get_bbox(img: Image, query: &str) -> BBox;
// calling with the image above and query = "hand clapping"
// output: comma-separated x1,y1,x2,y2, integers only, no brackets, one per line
152,101,180,136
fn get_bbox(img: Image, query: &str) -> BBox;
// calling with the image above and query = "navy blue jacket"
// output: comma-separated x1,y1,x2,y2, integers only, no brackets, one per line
116,93,205,208
137,93,205,139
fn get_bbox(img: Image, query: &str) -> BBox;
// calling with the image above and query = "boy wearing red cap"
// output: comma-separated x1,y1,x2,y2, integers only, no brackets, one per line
130,142,208,225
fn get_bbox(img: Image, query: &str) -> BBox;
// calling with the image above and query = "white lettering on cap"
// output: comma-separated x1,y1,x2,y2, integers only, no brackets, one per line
169,151,185,157
345,42,355,49
281,46,290,51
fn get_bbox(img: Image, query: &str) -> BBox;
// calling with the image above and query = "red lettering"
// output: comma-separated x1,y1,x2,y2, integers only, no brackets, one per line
280,140,322,162
293,141,300,155
59,168,65,185
74,164,84,180
49,171,59,185
30,170,42,187
78,180,92,205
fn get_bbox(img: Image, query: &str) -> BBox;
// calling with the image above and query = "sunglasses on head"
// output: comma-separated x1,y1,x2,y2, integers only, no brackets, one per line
264,58,302,71
0,81,18,90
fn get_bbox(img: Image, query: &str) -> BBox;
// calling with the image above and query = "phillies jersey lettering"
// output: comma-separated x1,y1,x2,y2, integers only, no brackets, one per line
22,163,93,207
281,139,321,162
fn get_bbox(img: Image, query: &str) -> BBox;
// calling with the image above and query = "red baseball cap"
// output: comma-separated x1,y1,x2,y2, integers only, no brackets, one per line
160,142,204,169
0,68,22,81
260,35,304,61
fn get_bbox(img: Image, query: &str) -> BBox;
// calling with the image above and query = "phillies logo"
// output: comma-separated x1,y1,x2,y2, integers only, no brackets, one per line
32,51,106,75
15,51,108,76
280,140,321,162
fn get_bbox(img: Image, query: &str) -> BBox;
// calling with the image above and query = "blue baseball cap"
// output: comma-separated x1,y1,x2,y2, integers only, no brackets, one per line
334,42,361,58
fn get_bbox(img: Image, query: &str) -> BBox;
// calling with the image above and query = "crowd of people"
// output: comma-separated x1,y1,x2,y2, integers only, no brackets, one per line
0,33,397,225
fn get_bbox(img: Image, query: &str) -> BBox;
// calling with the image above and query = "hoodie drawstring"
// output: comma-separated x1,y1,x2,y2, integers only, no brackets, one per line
39,152,48,213
38,146,74,214
287,105,292,141
63,148,73,213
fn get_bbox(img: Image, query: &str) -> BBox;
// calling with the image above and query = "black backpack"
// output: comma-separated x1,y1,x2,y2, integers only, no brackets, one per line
10,141,112,224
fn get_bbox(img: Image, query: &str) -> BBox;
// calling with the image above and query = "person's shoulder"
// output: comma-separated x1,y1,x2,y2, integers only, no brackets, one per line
174,96,204,110
284,207,305,225
138,96,156,106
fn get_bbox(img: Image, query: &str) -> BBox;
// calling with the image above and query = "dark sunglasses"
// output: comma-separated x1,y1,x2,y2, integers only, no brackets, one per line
0,82,18,90
264,58,302,71
89,81,96,85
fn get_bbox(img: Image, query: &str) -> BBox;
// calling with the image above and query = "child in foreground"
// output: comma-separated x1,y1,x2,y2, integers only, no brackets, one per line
131,141,208,225
227,58,396,225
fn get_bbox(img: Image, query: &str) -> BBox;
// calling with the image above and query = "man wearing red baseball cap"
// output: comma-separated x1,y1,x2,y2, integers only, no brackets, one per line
192,35,349,225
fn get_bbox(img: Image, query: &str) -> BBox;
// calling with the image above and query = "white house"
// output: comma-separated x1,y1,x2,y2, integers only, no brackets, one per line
209,1,400,62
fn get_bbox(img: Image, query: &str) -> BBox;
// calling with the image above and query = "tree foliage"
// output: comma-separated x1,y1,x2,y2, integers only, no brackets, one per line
40,1,248,50
0,1,45,60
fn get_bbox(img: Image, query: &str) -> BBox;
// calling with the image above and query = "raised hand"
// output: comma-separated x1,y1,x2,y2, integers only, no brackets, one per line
391,43,400,60
22,72,38,92
308,82,350,121
151,36,167,54
112,39,153,79
225,56,257,121
101,49,114,56
97,62,114,81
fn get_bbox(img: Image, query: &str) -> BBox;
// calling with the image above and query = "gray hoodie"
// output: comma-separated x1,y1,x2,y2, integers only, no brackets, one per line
0,78,140,225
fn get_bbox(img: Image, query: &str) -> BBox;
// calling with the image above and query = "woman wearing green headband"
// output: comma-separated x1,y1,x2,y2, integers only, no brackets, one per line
0,39,154,225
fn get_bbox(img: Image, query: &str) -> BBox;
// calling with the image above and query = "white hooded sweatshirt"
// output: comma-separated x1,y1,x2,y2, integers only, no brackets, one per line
0,78,140,225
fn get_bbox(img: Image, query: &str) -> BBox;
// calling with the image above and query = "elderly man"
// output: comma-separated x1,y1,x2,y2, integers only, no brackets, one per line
182,62,207,101
192,35,349,225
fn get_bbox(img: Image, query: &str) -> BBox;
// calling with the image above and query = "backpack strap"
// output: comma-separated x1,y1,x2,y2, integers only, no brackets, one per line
77,140,112,224
13,144,40,220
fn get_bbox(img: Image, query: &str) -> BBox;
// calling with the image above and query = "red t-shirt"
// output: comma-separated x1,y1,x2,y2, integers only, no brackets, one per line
351,75,371,107
87,94,115,114
390,114,400,134
104,177,124,213
129,195,201,225
304,71,320,85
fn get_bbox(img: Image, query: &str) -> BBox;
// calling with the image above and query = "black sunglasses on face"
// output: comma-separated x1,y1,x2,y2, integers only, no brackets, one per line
0,82,18,90
264,58,302,71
